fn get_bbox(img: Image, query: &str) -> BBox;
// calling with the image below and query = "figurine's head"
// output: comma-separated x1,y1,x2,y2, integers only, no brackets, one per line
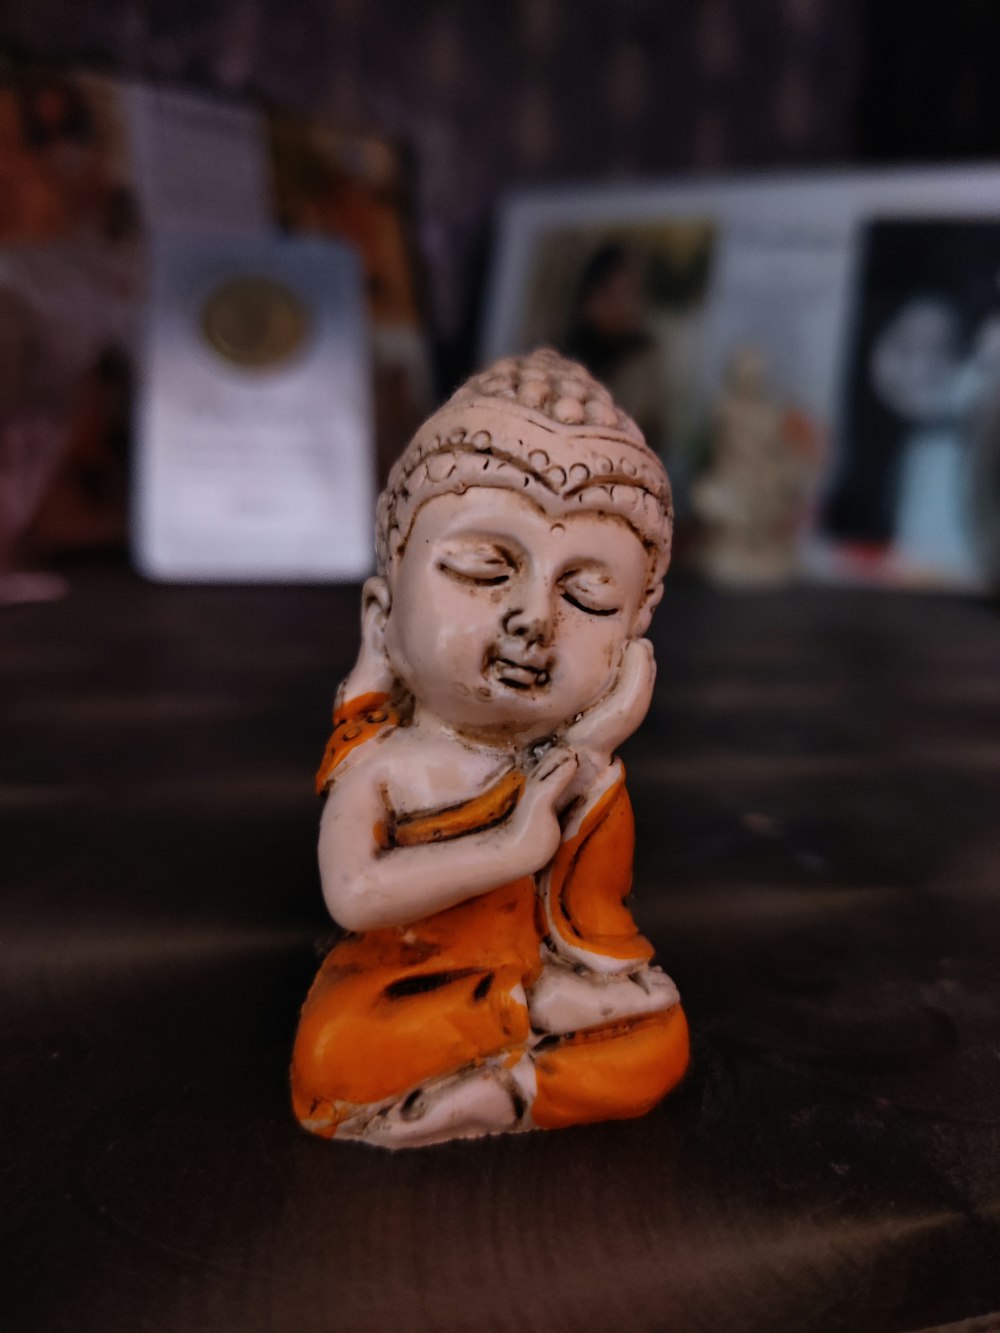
353,349,673,739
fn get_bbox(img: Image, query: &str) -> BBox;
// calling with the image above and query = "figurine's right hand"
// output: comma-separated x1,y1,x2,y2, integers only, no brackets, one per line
512,745,578,869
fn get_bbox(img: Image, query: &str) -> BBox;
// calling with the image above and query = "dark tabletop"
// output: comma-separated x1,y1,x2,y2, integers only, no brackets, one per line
2,562,999,1333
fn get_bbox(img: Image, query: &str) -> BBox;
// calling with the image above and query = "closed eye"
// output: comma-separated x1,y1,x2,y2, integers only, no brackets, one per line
437,547,514,585
561,590,619,616
559,568,622,616
443,568,510,586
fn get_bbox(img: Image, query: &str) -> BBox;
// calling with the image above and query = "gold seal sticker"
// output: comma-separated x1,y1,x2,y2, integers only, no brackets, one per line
200,275,311,369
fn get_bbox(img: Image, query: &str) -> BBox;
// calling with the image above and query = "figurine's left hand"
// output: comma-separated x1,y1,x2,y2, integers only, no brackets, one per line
559,637,655,796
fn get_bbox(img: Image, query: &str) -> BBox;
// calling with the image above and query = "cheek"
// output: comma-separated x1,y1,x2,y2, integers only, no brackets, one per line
556,612,626,693
425,584,505,665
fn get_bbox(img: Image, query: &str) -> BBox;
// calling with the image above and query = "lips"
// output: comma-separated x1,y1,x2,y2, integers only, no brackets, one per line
491,656,551,690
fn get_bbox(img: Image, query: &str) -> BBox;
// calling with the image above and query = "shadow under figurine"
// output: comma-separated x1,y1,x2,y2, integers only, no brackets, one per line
291,348,689,1148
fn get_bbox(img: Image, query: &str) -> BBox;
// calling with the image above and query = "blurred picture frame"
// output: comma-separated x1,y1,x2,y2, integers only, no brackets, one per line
482,167,1000,590
0,66,433,587
268,109,433,485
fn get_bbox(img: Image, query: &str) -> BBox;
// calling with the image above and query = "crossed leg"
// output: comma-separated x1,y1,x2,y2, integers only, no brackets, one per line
292,948,688,1148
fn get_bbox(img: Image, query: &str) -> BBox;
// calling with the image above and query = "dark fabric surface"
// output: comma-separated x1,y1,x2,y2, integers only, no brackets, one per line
2,564,999,1332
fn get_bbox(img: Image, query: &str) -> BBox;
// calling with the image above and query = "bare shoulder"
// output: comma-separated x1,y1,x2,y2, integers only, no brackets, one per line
322,726,400,809
326,722,516,821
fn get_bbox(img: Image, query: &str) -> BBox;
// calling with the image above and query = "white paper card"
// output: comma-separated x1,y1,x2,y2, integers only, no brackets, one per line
135,234,373,581
124,83,271,235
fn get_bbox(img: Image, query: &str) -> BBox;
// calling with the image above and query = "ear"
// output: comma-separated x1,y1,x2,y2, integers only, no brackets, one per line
335,576,394,707
361,575,391,650
634,581,664,637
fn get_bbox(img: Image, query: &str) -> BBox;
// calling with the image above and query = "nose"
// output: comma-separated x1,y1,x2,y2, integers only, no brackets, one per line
502,579,553,647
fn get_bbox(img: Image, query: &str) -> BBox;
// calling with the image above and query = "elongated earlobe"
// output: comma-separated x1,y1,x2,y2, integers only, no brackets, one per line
634,582,664,636
362,575,391,644
335,576,394,707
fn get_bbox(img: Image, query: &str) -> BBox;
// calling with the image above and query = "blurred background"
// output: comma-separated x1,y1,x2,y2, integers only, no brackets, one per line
1,0,999,592
4,10,1000,1330
0,0,861,364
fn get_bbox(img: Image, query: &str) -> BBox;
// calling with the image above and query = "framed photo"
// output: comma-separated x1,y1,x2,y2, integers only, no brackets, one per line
135,233,373,583
511,219,715,466
482,167,1000,590
268,110,433,485
0,71,142,573
824,219,1000,589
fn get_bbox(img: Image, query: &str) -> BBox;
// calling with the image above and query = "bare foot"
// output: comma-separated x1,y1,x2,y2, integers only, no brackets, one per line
338,1055,537,1149
528,959,679,1036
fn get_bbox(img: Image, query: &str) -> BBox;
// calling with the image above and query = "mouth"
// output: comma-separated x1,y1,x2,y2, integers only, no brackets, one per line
489,655,551,692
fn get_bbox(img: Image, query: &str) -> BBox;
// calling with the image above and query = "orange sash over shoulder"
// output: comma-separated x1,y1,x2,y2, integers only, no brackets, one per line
315,691,399,794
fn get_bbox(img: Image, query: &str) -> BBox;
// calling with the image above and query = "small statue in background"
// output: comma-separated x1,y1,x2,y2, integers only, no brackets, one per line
291,348,688,1148
692,345,822,588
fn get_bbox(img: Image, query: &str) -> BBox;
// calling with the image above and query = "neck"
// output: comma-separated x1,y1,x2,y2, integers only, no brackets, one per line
410,704,551,758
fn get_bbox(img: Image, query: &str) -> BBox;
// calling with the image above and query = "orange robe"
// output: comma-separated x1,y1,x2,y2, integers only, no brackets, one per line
292,695,688,1136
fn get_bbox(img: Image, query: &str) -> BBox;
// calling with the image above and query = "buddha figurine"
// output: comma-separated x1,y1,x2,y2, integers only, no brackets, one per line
291,348,689,1148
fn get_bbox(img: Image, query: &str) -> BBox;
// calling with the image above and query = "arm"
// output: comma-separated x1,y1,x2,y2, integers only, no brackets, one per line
319,747,578,932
